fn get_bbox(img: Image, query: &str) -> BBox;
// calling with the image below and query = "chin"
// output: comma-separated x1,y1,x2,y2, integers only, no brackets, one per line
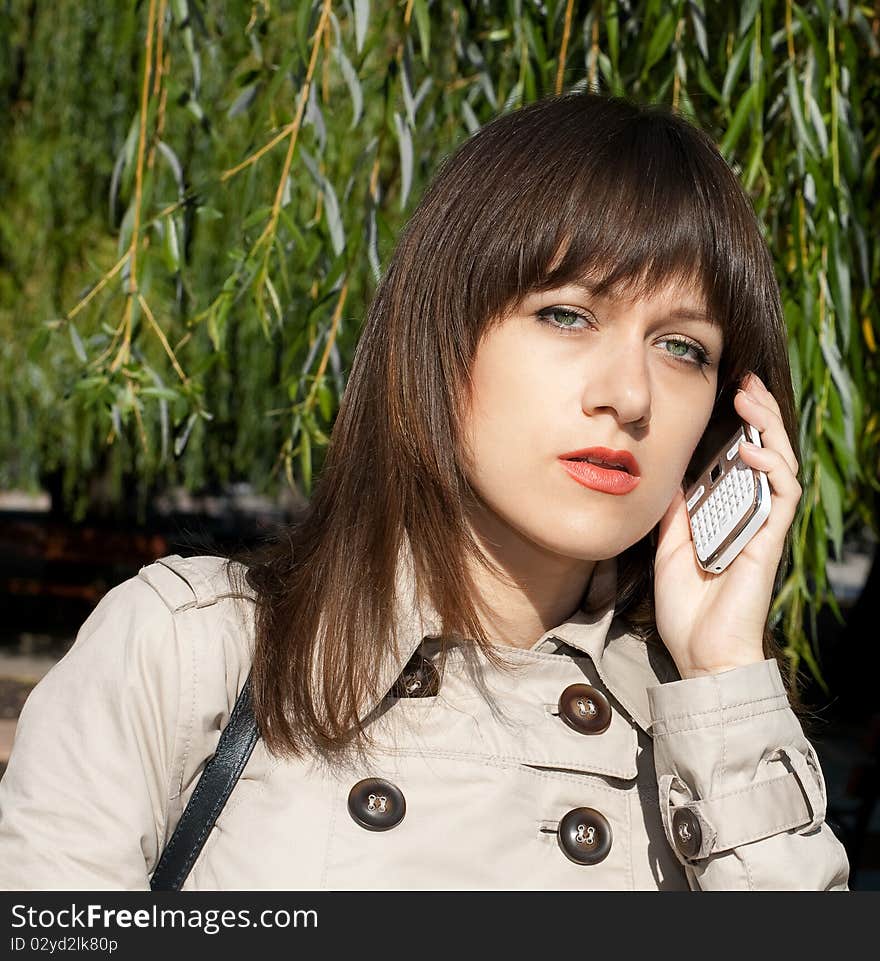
521,523,640,563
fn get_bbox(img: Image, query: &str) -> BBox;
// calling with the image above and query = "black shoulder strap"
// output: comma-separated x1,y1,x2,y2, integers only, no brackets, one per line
150,672,260,891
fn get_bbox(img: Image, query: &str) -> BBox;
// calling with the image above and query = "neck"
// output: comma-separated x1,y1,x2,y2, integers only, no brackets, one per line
463,508,596,651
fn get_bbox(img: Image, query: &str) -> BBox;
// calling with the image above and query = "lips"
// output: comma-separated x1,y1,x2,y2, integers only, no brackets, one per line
558,446,640,476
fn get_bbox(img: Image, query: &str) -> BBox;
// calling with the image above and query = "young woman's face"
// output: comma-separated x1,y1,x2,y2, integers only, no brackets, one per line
461,275,725,561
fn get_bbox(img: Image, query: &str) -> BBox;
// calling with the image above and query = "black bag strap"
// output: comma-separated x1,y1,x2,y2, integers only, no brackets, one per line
150,672,260,891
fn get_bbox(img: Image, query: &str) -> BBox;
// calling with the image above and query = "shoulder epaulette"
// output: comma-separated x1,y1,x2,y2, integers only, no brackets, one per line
137,553,255,614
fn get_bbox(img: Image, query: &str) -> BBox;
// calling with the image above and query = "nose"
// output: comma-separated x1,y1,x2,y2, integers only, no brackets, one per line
579,336,652,428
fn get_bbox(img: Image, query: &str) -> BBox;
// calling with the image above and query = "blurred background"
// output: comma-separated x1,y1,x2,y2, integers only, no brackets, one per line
0,0,878,887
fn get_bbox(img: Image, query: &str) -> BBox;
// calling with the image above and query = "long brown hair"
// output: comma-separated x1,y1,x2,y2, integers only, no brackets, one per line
227,91,802,758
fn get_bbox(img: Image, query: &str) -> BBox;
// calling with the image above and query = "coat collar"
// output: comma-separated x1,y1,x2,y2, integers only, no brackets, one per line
369,532,674,735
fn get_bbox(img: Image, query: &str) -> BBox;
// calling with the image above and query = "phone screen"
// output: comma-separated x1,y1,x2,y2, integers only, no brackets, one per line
682,388,744,491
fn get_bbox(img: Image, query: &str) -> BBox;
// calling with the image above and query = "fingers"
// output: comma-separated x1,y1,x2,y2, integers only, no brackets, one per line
737,439,803,505
733,372,803,543
658,485,688,543
733,372,799,478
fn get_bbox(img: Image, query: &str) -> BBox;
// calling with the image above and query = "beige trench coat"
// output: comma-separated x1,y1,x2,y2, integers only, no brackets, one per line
0,542,850,891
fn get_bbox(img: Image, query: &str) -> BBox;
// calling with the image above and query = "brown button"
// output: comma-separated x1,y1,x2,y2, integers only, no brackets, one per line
348,778,406,831
557,807,612,865
672,807,702,859
391,652,440,698
558,683,612,734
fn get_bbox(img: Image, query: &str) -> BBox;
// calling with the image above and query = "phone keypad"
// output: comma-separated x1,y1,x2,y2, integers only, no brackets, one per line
691,463,756,560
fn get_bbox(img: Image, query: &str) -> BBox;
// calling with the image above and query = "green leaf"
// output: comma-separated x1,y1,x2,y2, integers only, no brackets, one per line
174,412,198,458
207,296,231,352
785,63,819,159
162,216,181,273
68,323,87,363
816,440,843,561
521,15,546,69
719,85,757,159
299,429,312,494
393,112,414,210
296,0,314,64
317,379,334,422
72,375,110,394
806,95,828,157
597,52,614,90
354,0,369,55
643,12,676,75
827,214,853,338
298,148,346,255
812,495,828,580
688,0,708,61
461,100,480,134
155,140,184,195
605,0,620,69
413,0,430,66
335,46,363,130
824,386,855,483
28,326,52,363
264,275,283,327
737,0,761,38
721,31,752,107
818,317,855,453
228,84,259,118
787,337,802,410
694,57,722,104
140,386,182,402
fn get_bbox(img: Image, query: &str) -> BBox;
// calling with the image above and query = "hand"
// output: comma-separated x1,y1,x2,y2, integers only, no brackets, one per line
653,371,802,679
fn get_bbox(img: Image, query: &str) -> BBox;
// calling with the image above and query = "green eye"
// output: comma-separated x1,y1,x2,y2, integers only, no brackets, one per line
657,337,711,368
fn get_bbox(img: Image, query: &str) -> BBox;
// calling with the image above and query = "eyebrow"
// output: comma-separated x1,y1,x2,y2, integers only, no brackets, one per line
554,281,720,327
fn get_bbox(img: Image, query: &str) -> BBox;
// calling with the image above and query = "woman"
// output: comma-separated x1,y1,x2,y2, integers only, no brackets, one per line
0,91,850,890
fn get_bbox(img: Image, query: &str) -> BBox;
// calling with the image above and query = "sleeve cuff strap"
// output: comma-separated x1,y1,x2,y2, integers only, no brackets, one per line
660,745,827,862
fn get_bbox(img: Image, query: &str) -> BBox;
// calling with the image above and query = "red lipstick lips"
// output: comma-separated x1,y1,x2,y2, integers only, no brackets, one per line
558,446,641,495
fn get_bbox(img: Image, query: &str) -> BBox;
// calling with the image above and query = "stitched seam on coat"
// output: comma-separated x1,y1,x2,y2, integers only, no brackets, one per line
371,745,637,779
120,592,191,856
651,692,787,723
694,771,804,805
719,815,812,851
371,748,633,793
652,704,790,736
741,848,754,890
161,680,260,887
134,573,193,791
626,785,634,890
176,608,198,802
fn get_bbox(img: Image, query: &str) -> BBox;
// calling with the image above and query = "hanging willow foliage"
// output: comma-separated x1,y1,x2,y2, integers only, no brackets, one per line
0,0,877,683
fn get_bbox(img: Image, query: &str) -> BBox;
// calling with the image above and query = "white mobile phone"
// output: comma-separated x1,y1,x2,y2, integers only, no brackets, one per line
681,389,772,574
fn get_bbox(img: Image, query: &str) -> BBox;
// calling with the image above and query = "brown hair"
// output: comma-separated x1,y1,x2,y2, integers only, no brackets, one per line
227,90,802,758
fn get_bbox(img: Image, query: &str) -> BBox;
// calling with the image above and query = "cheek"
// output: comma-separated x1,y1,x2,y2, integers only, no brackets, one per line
464,351,553,470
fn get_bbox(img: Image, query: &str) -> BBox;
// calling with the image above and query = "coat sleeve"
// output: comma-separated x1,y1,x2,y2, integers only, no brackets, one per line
0,576,187,890
647,658,850,890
